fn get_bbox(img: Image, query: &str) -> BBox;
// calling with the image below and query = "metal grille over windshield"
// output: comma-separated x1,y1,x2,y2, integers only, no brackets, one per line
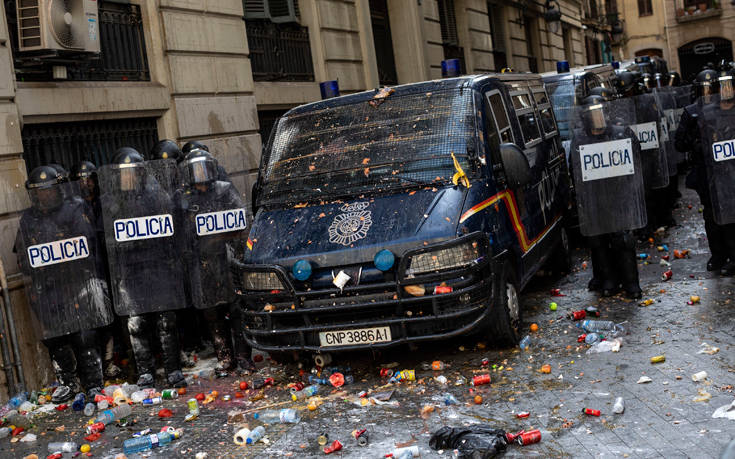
259,89,476,206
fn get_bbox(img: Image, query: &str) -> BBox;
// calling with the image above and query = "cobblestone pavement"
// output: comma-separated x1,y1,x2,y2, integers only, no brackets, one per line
2,185,734,458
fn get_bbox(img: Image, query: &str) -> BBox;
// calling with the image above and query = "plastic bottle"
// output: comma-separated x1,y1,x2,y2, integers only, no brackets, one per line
443,393,459,405
7,392,28,409
96,403,132,425
97,400,109,410
72,393,86,411
84,403,95,417
18,401,35,412
253,408,300,424
519,335,531,351
123,430,181,454
308,375,328,385
246,426,265,445
102,385,120,397
6,412,31,429
291,385,319,401
131,389,155,403
613,397,625,414
584,333,601,344
48,442,78,453
0,427,11,438
112,388,127,405
121,383,139,398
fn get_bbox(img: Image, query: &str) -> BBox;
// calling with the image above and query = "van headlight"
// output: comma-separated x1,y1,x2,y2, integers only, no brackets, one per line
404,235,486,277
242,271,286,291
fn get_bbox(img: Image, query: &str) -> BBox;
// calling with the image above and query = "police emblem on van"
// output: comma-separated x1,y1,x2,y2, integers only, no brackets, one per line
328,202,373,246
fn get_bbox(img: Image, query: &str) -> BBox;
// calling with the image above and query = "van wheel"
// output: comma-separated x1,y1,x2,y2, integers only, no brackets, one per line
549,227,572,275
486,261,522,347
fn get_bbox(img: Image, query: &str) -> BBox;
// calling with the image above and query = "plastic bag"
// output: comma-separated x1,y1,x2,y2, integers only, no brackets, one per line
586,338,623,354
429,425,508,458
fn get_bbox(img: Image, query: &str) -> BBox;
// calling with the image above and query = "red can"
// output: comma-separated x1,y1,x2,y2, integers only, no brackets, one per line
481,358,490,366
661,270,673,281
55,403,68,411
516,411,530,418
86,422,105,435
582,408,601,416
380,368,394,378
291,381,304,392
577,334,587,343
569,310,586,320
516,429,542,445
324,440,343,454
505,430,523,443
433,285,453,294
472,374,491,386
550,289,565,296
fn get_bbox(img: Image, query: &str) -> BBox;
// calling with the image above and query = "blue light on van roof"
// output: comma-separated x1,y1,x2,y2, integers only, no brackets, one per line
557,61,570,73
319,80,340,99
292,259,312,281
611,61,620,69
441,59,461,78
374,249,395,272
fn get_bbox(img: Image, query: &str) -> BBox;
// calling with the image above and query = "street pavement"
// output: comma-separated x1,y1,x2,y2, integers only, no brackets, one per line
2,185,734,458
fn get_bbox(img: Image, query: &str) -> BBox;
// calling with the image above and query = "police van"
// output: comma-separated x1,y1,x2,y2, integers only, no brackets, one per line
233,74,571,354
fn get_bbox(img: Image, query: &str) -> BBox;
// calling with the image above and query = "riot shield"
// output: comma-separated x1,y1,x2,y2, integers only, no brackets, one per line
698,96,735,225
653,88,679,175
631,93,669,189
174,180,248,309
570,98,647,236
148,158,182,193
670,85,693,164
16,181,113,339
99,161,186,316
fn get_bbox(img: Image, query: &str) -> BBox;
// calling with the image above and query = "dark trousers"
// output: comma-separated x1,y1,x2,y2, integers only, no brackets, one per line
202,303,252,369
43,329,103,391
588,231,640,292
127,311,181,377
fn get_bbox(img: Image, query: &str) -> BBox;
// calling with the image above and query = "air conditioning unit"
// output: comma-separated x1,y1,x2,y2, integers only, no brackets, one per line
16,0,101,54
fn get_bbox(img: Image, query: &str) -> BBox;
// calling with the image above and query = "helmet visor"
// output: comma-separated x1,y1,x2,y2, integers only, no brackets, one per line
118,164,143,192
187,157,217,184
720,76,734,101
584,104,607,131
29,185,63,212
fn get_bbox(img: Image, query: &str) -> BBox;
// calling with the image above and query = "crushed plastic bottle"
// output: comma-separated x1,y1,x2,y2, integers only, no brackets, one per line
6,412,31,429
613,397,625,414
576,320,625,336
18,401,34,413
131,388,156,403
0,427,11,439
72,393,86,411
291,385,318,401
6,392,28,410
96,404,132,425
584,333,602,344
443,393,459,405
246,426,266,445
254,408,300,424
519,335,531,351
84,402,95,417
586,338,623,354
123,430,181,454
48,442,78,453
102,385,120,397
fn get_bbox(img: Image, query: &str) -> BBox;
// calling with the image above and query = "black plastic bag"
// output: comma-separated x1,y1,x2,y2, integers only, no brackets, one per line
429,425,508,458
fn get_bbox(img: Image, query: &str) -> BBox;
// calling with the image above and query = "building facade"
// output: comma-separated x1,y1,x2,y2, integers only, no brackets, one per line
0,0,588,398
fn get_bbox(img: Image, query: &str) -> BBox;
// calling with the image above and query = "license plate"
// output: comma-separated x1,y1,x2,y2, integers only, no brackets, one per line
319,326,392,347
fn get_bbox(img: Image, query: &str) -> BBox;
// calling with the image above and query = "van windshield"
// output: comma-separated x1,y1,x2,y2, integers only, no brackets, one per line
258,88,477,206
547,79,574,141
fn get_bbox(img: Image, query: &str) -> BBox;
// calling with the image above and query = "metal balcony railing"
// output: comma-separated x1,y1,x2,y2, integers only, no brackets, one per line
246,19,315,82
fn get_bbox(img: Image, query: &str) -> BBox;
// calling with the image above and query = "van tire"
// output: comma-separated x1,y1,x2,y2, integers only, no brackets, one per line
485,260,522,347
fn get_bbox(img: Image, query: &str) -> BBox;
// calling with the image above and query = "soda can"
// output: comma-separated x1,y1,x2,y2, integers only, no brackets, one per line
380,368,393,378
357,432,368,446
317,433,329,446
161,389,178,400
223,395,232,402
661,270,673,281
650,355,666,363
86,422,105,435
472,374,491,386
582,408,601,416
568,310,586,320
577,334,587,343
584,306,600,317
187,398,200,415
516,429,541,445
481,358,489,366
516,411,530,418
142,397,162,405
396,370,415,381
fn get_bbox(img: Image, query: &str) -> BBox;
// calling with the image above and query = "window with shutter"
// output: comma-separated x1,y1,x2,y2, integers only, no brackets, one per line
243,0,269,19
438,0,459,46
269,0,299,23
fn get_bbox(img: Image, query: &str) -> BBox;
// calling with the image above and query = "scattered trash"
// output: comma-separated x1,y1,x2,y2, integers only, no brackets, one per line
637,376,653,384
613,397,625,414
549,302,558,311
517,412,530,418
698,343,720,355
403,285,425,297
323,439,343,454
158,408,173,418
123,428,182,454
586,338,623,354
246,426,266,445
530,323,539,332
550,288,565,296
19,433,36,442
673,249,689,259
234,427,250,445
712,400,735,420
317,433,329,446
661,270,673,281
471,374,491,386
693,390,712,403
688,295,701,305
650,355,666,364
332,270,351,290
254,408,300,424
515,429,542,445
474,395,483,404
352,429,368,446
582,408,601,416
692,371,708,382
519,335,531,351
640,299,654,307
540,364,551,374
48,442,77,453
369,87,395,108
430,425,508,457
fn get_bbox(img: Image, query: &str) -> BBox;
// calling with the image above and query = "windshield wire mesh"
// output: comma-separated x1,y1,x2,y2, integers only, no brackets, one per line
259,89,476,206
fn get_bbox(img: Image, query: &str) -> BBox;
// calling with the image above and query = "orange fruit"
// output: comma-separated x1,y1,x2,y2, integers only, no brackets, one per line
540,364,551,374
474,395,483,404
530,323,539,332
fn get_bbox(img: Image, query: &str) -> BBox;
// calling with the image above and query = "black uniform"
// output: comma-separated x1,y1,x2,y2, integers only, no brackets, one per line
15,166,113,401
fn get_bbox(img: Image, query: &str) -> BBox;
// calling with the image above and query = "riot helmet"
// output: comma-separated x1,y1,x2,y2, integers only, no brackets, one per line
719,70,735,103
25,165,63,212
71,161,98,200
580,95,608,133
150,139,182,161
654,73,665,88
694,69,720,103
48,163,70,182
183,149,218,187
615,71,638,96
668,71,681,87
182,140,209,155
111,147,145,192
642,73,654,90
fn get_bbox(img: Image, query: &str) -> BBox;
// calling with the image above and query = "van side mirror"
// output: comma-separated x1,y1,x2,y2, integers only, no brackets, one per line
499,143,532,188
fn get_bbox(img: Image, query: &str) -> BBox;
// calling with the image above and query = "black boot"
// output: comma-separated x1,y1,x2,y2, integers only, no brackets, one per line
158,311,184,382
74,330,104,392
204,307,233,373
127,314,156,386
46,338,82,403
613,232,642,299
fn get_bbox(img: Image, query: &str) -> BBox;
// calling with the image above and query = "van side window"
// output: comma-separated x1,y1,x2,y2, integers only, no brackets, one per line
512,90,540,146
533,90,557,136
486,92,513,144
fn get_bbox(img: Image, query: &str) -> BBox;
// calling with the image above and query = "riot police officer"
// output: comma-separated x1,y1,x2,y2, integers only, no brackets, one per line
99,148,187,388
668,71,682,87
15,166,114,401
570,95,645,298
694,70,735,275
675,68,724,271
182,140,230,183
71,161,123,380
174,150,255,374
